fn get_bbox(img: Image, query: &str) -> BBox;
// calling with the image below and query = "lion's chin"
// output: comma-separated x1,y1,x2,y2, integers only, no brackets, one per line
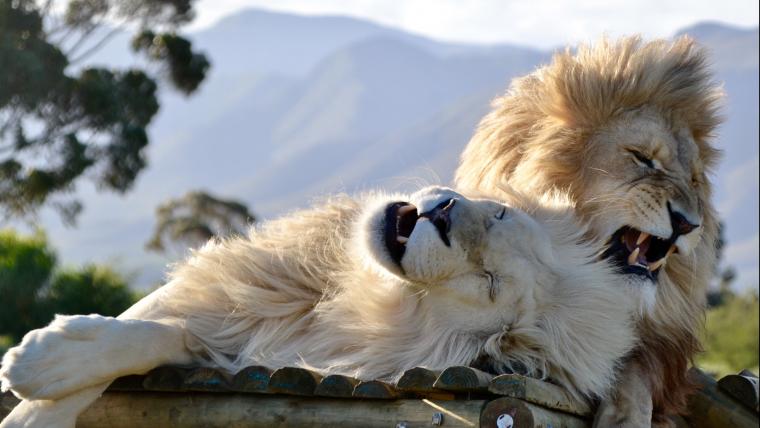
601,226,678,283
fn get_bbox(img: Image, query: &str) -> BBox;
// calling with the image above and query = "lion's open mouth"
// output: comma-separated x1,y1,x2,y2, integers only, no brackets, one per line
601,226,677,281
384,202,418,266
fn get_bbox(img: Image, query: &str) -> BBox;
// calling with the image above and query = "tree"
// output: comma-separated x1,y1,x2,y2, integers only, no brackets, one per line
0,0,209,224
146,190,255,254
47,264,135,316
0,229,56,342
0,229,136,345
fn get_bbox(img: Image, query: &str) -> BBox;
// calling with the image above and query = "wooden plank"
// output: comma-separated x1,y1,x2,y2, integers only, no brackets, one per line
353,380,400,399
1,392,19,420
315,374,360,398
107,374,146,391
718,371,759,412
142,366,190,391
433,366,493,392
684,368,759,428
481,396,588,428
230,365,272,393
183,367,231,392
488,373,591,416
71,392,484,428
268,367,323,396
397,367,441,393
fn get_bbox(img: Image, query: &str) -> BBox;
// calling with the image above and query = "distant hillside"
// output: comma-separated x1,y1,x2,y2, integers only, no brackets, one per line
36,10,759,291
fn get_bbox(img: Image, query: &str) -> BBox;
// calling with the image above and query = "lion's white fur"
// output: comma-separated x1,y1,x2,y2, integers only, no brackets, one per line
1,187,636,427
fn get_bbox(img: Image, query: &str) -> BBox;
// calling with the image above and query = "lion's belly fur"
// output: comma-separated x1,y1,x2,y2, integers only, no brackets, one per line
146,195,633,400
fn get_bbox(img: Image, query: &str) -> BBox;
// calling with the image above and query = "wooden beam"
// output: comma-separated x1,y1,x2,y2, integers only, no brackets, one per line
142,366,190,391
230,365,272,393
353,380,401,399
480,397,588,428
68,393,484,428
488,373,591,416
397,367,441,394
183,367,231,392
433,366,493,392
685,368,759,428
315,374,360,398
718,371,759,412
268,367,323,396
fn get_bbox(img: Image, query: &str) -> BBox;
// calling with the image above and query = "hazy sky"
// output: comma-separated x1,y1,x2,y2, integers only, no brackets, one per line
189,0,759,48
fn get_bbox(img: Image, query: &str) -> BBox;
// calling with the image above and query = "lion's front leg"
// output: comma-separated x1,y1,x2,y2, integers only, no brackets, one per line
593,360,653,428
1,382,109,428
0,314,193,401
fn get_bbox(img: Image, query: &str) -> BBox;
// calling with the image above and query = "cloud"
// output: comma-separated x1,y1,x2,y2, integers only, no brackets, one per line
190,0,759,48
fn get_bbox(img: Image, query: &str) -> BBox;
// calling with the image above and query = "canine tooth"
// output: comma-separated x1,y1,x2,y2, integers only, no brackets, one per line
398,205,416,216
666,245,676,258
636,232,650,246
397,236,408,244
627,247,640,265
648,258,666,271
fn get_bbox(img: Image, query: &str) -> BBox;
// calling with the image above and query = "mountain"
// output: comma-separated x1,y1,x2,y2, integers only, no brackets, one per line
32,10,758,291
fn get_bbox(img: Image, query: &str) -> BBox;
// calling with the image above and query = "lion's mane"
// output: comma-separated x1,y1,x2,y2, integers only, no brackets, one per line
456,36,723,420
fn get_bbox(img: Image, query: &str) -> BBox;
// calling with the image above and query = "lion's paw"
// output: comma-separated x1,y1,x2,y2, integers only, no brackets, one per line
0,314,117,400
0,399,77,428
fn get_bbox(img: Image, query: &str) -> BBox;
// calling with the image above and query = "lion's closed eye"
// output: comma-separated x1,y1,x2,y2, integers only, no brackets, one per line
480,271,497,302
627,149,655,169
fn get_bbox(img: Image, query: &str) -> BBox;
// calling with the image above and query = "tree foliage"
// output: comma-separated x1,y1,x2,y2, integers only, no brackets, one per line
698,290,760,376
146,190,255,253
0,0,209,224
0,229,136,344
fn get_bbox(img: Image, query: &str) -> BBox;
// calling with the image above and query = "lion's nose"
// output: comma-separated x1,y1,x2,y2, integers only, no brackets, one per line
668,203,699,236
419,198,456,247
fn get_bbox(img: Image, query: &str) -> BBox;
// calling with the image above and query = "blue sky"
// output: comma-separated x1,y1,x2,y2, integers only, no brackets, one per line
190,0,759,48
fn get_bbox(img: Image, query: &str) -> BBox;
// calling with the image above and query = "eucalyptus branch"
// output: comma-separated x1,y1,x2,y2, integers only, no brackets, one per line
69,26,122,64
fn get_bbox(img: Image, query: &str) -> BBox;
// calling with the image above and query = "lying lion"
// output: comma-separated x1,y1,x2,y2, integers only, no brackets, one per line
1,186,636,427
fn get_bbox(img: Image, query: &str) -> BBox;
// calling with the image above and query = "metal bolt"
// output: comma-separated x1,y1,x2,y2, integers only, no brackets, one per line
431,412,444,425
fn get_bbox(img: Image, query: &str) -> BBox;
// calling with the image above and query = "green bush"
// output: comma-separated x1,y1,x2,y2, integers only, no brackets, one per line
0,229,136,345
698,291,760,377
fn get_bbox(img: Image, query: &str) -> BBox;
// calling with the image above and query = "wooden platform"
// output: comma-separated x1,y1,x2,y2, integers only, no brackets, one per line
1,366,758,427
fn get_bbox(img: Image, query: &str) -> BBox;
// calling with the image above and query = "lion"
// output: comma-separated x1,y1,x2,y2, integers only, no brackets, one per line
1,186,636,427
455,36,723,426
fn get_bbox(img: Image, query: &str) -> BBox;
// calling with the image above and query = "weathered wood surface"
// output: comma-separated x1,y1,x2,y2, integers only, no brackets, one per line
397,367,441,393
481,397,588,428
433,366,494,392
353,380,401,399
267,367,323,396
314,374,360,398
230,365,272,393
4,366,760,427
142,366,191,391
489,373,591,416
684,368,759,428
717,370,759,412
1,393,484,428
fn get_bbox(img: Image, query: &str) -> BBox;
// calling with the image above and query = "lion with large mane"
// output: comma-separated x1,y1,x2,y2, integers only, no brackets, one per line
456,35,722,426
2,186,637,427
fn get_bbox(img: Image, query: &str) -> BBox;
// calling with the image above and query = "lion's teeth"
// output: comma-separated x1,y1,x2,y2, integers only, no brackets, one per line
666,245,676,258
398,205,416,217
636,232,650,246
397,236,408,244
648,258,665,271
627,247,640,265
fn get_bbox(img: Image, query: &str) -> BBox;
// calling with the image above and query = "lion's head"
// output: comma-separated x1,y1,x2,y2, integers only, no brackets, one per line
454,35,723,417
356,185,635,398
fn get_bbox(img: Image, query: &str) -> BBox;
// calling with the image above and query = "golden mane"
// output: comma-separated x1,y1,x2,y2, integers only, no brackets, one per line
456,35,724,422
